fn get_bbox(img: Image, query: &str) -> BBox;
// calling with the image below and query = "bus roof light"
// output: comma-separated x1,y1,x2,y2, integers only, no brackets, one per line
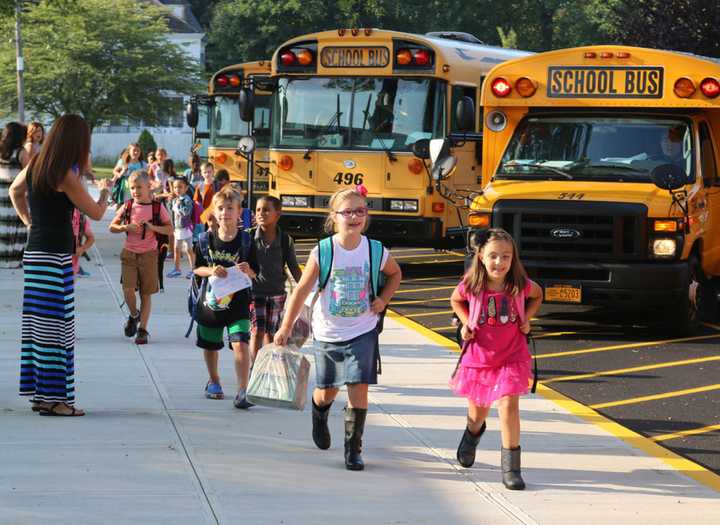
228,74,241,87
280,51,297,66
351,28,359,36
216,75,229,87
491,77,512,97
338,28,346,36
364,28,372,36
515,77,537,97
616,51,631,59
296,49,314,66
700,77,720,98
583,51,597,59
600,51,614,58
396,49,412,66
674,77,696,98
412,49,431,66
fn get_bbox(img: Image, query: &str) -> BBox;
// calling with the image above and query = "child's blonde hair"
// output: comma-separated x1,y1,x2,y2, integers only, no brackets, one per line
201,161,215,172
128,169,150,185
464,228,528,296
211,185,243,208
324,187,370,233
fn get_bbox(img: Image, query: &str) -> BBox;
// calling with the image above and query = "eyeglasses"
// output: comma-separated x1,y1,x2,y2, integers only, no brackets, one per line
334,207,368,218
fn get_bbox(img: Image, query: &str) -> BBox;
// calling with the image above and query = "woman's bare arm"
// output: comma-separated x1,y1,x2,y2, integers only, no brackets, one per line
60,172,111,221
9,168,31,226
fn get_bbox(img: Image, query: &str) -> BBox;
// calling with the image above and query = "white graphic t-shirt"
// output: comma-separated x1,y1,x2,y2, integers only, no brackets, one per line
310,236,389,342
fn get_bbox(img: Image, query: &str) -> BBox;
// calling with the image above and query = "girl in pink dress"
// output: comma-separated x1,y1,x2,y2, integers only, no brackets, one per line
450,228,542,490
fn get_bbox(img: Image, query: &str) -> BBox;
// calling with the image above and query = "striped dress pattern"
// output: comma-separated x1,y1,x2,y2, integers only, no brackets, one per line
20,251,76,405
0,148,26,269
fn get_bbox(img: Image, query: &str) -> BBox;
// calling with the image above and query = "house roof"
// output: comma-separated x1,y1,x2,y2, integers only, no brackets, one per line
145,0,203,34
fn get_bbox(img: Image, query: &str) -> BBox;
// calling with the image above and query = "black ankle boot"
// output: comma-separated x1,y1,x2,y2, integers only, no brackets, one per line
344,407,367,471
501,446,526,490
456,422,486,468
311,399,332,450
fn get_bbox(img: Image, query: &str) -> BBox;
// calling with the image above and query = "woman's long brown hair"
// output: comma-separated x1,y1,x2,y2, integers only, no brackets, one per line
463,228,528,296
29,114,90,195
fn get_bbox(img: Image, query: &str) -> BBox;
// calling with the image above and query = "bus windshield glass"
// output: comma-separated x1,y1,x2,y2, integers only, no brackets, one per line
210,95,271,149
497,116,694,182
271,77,445,152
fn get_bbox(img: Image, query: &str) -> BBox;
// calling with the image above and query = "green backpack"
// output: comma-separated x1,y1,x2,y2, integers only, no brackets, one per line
317,236,387,333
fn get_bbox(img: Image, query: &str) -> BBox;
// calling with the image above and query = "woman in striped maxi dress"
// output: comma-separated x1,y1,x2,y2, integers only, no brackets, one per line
0,122,29,268
9,114,111,416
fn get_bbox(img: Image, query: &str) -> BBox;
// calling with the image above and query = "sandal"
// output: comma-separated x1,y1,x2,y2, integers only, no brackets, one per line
38,402,85,417
31,401,52,412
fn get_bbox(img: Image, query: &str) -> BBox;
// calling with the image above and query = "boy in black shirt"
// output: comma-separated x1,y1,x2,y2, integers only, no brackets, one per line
193,187,258,408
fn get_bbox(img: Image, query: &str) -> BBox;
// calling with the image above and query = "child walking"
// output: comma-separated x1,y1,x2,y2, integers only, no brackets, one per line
275,186,401,471
71,209,95,278
249,196,302,362
449,228,542,490
109,170,172,344
193,187,258,408
168,176,195,278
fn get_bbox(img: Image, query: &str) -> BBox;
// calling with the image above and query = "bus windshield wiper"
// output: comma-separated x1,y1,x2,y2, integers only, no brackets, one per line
500,162,574,179
360,94,397,162
304,94,343,159
582,162,646,173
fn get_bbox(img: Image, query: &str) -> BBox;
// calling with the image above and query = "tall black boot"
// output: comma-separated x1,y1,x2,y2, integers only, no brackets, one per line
344,406,367,471
311,399,332,450
456,422,486,468
501,446,526,490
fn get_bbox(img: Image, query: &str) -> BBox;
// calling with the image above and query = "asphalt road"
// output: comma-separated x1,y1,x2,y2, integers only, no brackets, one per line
295,240,720,477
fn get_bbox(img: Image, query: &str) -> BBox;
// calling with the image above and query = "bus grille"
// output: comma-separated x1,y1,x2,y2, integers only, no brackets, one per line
492,200,647,261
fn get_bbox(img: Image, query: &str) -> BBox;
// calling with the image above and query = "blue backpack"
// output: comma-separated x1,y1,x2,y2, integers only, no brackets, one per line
317,236,387,333
185,214,252,338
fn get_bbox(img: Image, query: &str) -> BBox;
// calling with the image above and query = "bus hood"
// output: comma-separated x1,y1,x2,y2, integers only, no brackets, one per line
471,179,684,218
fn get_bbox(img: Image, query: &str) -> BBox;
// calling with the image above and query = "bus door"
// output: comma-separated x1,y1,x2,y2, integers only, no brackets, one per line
698,119,720,275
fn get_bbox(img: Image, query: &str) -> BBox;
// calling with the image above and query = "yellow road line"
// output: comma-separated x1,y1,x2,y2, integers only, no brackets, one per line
652,423,720,442
702,322,720,331
404,310,455,319
391,296,451,306
590,384,720,410
544,355,720,384
430,325,456,331
535,333,720,360
395,285,456,294
387,311,720,492
532,331,579,339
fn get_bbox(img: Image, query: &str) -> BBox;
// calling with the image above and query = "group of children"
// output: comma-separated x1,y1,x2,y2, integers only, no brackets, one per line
106,165,542,486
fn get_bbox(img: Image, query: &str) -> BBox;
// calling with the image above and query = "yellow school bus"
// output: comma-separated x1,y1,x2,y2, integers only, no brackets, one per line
260,29,529,247
467,45,720,334
188,60,272,197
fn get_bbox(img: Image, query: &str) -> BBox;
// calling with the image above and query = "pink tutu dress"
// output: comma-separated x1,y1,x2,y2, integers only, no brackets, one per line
449,280,533,407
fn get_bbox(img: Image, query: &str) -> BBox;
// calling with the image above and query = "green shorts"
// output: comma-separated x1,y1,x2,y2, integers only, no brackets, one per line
196,320,251,351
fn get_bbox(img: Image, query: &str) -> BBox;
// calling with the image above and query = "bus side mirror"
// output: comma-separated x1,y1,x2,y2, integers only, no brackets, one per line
186,101,199,128
650,163,686,191
430,138,457,180
236,136,256,156
455,96,475,132
238,89,254,122
412,139,431,159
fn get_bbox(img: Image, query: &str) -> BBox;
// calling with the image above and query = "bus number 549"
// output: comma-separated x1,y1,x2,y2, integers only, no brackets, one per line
334,172,364,185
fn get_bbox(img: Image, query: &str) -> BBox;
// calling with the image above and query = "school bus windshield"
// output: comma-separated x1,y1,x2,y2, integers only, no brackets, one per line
271,77,445,152
497,116,695,182
210,95,271,149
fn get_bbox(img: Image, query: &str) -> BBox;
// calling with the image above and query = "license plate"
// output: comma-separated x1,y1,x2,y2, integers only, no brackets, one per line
547,66,663,99
545,285,582,303
320,46,390,68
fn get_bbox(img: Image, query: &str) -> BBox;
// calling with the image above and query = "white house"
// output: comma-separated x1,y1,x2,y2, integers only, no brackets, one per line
91,0,205,164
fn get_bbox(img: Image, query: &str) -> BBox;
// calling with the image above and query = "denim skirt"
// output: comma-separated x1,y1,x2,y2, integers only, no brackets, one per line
313,329,379,388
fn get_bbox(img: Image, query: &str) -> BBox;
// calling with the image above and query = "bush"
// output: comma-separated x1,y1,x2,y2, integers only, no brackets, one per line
137,129,157,158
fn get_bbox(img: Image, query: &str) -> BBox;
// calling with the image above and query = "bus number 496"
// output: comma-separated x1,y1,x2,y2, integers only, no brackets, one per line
334,172,364,185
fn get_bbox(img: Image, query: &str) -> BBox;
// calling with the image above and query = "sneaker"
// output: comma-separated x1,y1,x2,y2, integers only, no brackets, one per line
124,313,140,337
233,390,254,409
205,381,224,400
185,271,193,279
77,266,91,278
166,268,182,278
135,328,149,345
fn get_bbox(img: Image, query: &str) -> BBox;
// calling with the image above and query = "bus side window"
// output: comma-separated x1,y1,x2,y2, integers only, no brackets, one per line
699,122,718,186
451,86,477,132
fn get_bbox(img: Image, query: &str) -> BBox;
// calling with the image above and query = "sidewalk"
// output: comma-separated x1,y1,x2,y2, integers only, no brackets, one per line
1,210,718,525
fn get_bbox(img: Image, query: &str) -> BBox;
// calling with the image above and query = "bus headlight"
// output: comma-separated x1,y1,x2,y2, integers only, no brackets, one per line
389,199,418,212
652,238,676,257
281,195,310,207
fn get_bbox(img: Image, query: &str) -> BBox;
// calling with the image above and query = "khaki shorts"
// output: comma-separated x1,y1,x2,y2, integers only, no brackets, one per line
121,248,159,295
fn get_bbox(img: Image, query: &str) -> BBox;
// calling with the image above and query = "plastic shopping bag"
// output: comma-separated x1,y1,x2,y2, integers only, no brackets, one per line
287,305,312,349
247,343,310,410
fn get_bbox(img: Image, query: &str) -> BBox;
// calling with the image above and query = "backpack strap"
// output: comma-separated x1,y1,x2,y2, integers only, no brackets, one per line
513,280,538,394
280,227,290,270
317,236,334,291
241,208,252,230
239,229,251,262
368,238,384,300
151,200,161,226
197,231,211,263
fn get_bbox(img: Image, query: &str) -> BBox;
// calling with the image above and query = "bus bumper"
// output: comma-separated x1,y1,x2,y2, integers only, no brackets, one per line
522,259,689,310
279,212,444,246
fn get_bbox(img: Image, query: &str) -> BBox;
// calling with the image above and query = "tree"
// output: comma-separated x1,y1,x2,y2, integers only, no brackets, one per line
0,0,203,129
137,129,157,157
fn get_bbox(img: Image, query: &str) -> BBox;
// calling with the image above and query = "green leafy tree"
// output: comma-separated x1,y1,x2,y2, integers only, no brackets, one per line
0,0,203,129
137,129,157,157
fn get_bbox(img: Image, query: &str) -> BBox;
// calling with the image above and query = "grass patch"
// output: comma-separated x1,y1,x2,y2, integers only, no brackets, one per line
93,166,114,179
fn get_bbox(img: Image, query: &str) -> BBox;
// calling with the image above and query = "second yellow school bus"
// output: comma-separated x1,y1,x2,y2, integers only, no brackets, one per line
262,29,529,247
468,45,720,334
